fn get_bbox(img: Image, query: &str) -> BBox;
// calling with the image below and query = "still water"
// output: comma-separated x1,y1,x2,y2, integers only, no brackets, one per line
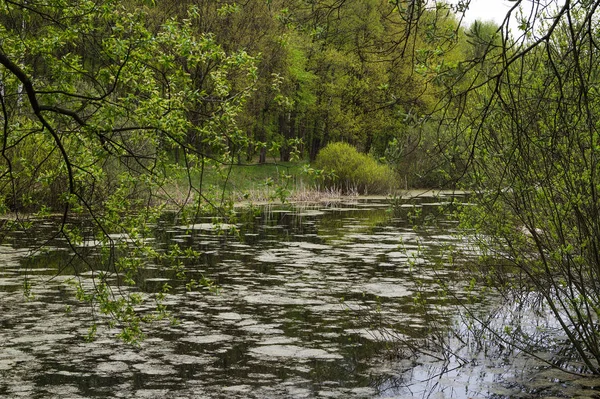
0,195,598,398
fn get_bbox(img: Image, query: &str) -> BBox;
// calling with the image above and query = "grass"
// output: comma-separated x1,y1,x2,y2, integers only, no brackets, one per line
207,161,307,195
165,154,400,208
209,160,311,201
164,159,321,206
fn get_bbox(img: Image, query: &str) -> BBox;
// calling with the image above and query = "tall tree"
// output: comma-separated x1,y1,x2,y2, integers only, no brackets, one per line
0,0,256,341
438,0,600,373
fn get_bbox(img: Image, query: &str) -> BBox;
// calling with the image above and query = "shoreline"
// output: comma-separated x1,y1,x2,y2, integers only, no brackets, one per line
233,188,470,208
0,189,470,220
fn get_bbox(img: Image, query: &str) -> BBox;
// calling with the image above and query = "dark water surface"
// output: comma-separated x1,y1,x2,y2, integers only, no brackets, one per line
1,195,599,398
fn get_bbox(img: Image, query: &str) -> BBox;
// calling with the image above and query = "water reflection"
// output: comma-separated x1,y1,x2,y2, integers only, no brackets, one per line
1,196,599,398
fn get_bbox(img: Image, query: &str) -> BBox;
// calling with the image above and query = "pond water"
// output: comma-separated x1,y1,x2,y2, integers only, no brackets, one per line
0,195,599,398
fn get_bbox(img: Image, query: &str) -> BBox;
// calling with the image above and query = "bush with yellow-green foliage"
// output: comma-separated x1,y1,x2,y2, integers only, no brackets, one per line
315,142,397,194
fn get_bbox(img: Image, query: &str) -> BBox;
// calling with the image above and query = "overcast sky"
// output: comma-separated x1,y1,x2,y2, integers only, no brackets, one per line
446,0,564,34
454,0,516,25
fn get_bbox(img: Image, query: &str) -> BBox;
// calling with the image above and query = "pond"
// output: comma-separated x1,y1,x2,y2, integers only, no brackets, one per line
0,194,599,398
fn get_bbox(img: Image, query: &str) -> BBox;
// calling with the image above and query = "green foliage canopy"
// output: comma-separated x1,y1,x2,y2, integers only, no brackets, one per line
0,0,256,342
441,0,600,374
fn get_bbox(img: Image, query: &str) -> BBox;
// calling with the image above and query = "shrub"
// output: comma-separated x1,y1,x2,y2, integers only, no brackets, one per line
315,142,396,194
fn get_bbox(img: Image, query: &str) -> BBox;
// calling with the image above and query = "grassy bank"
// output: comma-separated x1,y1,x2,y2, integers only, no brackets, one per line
166,160,318,205
167,156,402,208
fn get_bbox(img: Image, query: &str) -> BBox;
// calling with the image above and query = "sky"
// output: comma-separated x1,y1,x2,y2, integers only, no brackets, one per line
443,0,524,36
446,0,564,35
454,0,516,26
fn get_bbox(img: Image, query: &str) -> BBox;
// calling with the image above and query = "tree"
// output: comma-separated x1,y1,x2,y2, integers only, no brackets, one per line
0,0,256,342
437,0,600,374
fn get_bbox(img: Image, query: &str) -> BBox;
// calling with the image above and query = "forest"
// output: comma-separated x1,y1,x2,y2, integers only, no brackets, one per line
3,0,600,393
0,0,486,213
